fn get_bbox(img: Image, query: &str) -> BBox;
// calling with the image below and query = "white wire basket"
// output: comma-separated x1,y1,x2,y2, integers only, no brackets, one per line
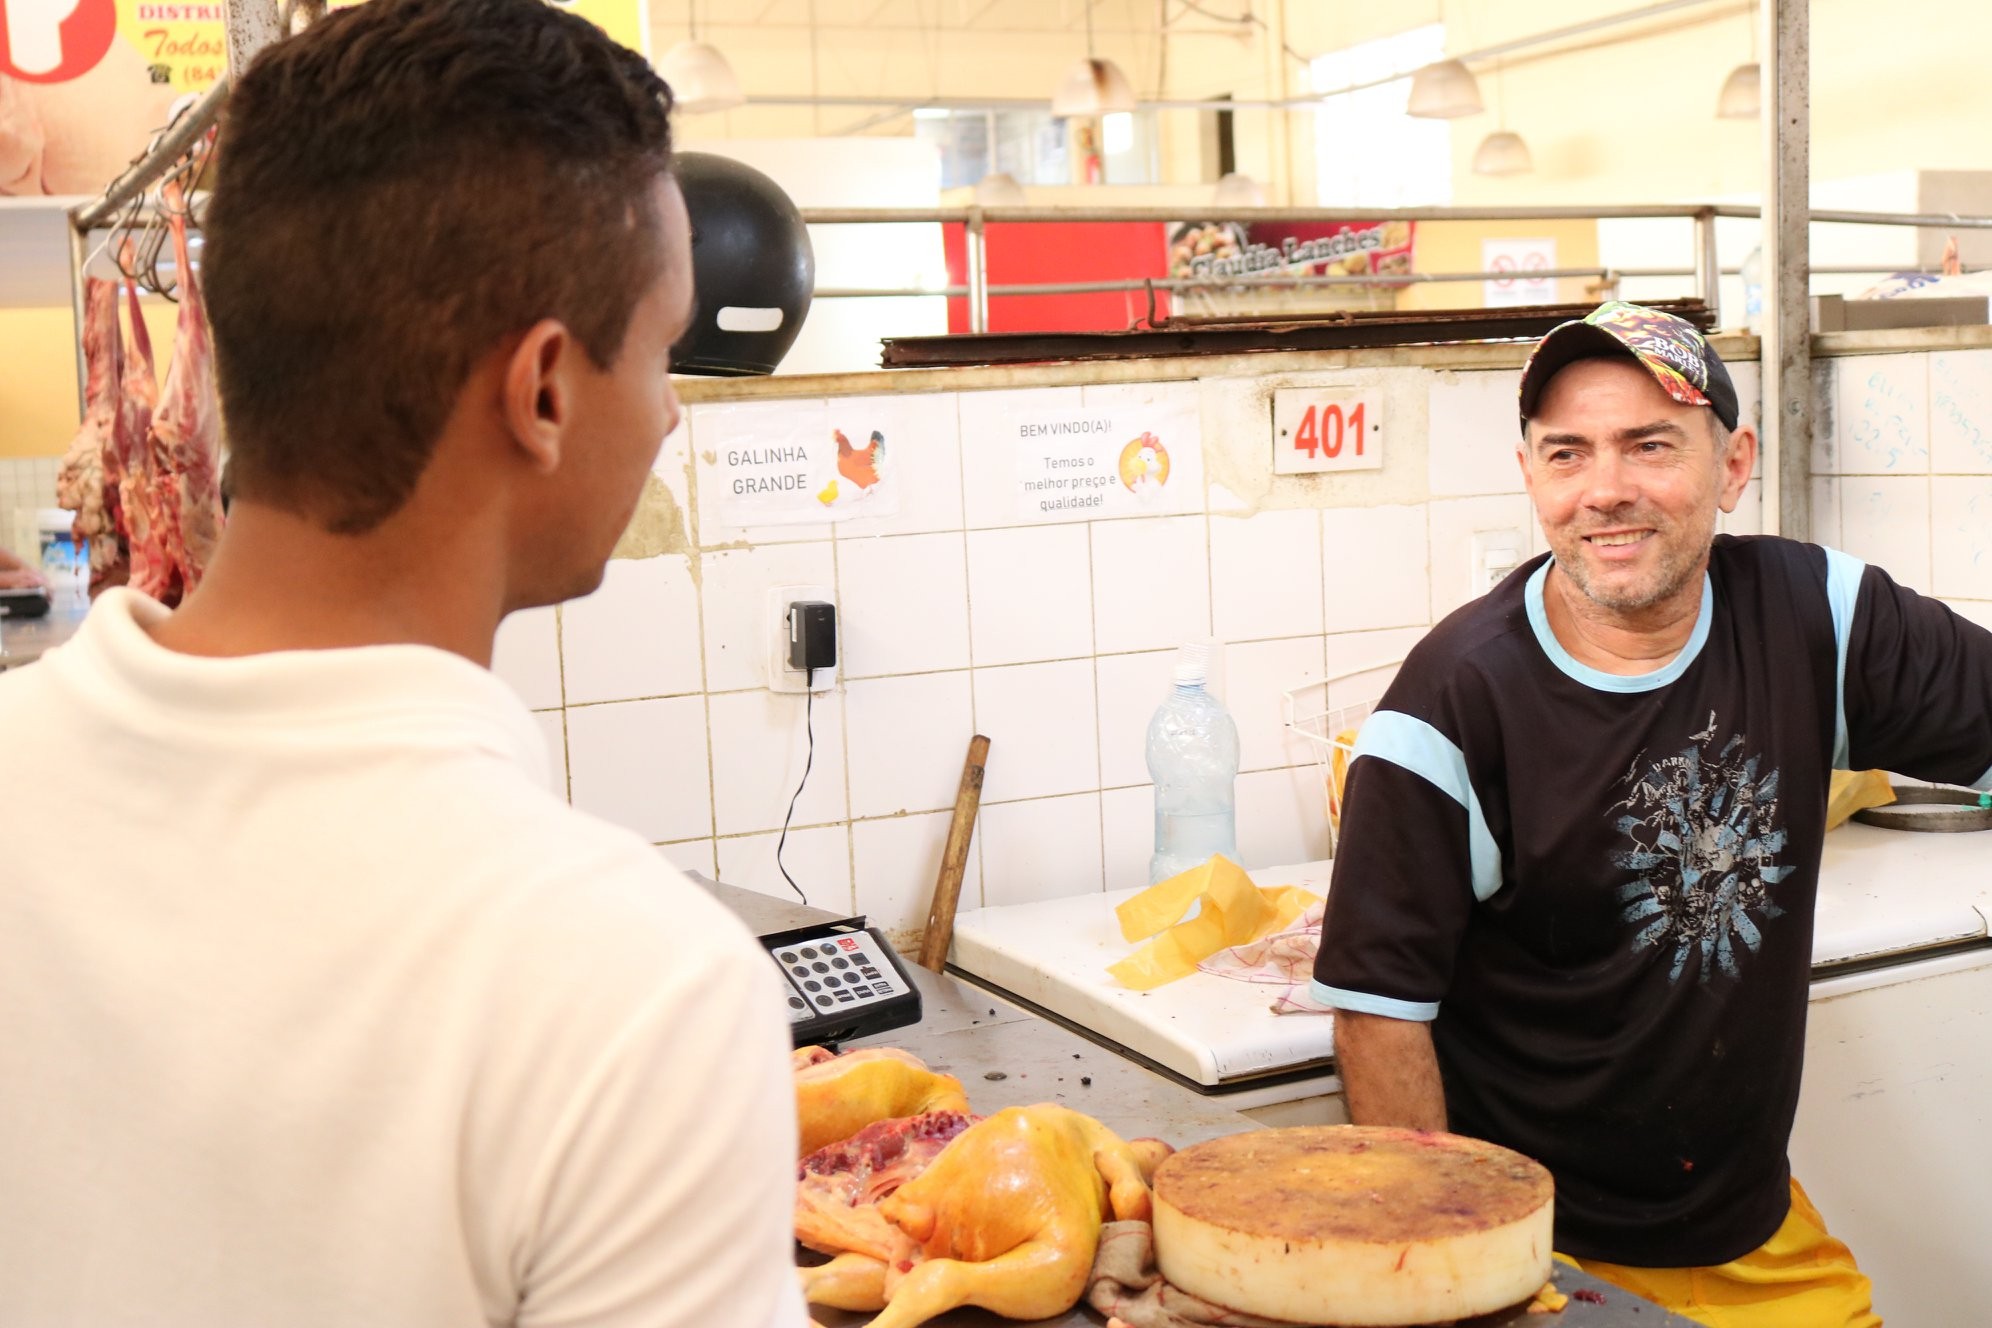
1282,659,1403,857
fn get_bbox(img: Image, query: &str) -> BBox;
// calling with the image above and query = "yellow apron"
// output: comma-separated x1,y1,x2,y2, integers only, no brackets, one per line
1564,1178,1881,1328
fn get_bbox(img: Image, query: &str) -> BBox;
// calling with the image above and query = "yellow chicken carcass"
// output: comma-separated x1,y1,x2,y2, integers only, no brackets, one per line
793,1046,971,1159
799,1104,1173,1328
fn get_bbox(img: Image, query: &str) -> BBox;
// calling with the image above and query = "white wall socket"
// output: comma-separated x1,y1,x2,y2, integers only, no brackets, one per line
1470,529,1526,597
767,584,837,693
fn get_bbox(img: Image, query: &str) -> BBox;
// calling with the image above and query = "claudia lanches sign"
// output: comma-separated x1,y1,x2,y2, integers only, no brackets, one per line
1165,218,1417,319
0,0,650,196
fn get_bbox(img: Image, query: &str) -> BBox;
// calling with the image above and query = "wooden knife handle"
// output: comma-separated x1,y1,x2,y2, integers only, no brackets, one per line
918,734,990,973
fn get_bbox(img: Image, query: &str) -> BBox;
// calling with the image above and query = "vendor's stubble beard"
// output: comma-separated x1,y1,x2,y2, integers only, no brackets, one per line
1546,501,1717,616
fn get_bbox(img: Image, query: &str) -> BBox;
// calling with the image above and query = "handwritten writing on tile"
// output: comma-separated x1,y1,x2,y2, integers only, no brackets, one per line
1838,477,1932,593
1931,477,1992,601
1930,350,1992,474
1836,354,1930,474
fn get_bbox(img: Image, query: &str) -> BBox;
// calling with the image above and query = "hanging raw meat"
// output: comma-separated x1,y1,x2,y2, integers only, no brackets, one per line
149,184,225,592
56,277,130,592
115,275,178,604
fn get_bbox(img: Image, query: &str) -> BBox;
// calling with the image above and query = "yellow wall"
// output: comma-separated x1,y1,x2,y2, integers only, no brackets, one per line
1398,219,1601,312
1,299,179,459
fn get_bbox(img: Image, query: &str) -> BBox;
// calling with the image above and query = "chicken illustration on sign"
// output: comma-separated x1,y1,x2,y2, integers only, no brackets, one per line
1116,431,1169,494
818,427,887,509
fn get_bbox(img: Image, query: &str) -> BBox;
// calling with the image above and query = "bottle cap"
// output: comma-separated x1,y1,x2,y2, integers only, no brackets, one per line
1172,642,1210,686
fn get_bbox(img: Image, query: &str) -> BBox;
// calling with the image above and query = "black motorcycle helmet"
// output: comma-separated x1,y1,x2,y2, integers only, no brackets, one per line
669,152,814,376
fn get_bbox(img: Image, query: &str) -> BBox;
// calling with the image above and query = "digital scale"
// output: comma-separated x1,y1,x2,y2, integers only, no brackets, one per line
760,915,923,1047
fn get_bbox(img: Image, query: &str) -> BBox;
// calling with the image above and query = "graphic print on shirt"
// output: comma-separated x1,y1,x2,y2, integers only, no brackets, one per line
1609,712,1792,983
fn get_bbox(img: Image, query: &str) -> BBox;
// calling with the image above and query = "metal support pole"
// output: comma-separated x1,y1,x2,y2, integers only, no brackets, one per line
1759,0,1810,540
965,210,990,335
1693,207,1721,326
68,224,92,418
221,0,283,78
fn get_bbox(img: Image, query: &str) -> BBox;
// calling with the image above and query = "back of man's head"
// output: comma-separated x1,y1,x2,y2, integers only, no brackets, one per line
203,0,674,536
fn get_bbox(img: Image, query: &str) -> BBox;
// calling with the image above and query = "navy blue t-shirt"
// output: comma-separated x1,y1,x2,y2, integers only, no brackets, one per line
1312,535,1992,1266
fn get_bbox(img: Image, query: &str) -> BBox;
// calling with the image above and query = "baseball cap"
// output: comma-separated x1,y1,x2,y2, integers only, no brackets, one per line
1517,300,1739,434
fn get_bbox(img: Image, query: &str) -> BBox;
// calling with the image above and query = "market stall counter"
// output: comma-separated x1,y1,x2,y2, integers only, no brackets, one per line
692,874,1687,1328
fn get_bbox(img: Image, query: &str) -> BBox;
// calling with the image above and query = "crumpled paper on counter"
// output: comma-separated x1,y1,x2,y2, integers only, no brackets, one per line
1107,856,1320,991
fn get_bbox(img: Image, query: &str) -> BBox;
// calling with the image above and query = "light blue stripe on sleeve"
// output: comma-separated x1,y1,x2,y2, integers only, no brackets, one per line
1822,547,1867,771
1309,981,1440,1022
1352,709,1503,902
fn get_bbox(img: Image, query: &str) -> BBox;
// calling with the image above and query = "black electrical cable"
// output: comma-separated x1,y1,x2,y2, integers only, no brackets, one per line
775,687,814,905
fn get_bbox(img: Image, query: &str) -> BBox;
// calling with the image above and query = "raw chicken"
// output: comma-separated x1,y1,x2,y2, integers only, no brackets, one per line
794,1047,971,1159
799,1103,1173,1328
56,278,126,587
796,1110,977,1261
148,182,225,591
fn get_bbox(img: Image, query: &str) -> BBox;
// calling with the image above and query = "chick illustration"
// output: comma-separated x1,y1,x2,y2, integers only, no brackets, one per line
1118,432,1170,493
836,428,885,490
817,478,840,506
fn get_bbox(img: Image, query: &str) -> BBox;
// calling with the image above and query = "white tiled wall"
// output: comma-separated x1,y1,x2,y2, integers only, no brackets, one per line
489,349,1991,951
0,456,62,552
1815,349,1992,616
484,373,1517,946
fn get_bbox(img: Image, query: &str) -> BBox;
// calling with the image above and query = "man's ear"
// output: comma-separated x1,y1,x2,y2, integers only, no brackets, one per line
502,319,576,475
1718,424,1758,513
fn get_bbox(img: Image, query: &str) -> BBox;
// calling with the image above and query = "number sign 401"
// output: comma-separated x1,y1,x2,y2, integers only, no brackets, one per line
1271,387,1383,475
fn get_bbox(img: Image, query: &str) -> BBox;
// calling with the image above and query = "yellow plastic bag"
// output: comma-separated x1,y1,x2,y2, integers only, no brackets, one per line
1327,726,1359,835
1107,855,1321,991
1826,769,1895,831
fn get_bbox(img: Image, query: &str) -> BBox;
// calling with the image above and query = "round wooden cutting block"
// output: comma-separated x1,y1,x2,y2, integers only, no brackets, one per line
1151,1125,1554,1326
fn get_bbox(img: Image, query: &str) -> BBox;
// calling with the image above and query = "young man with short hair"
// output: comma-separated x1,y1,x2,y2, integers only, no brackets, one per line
0,3,807,1324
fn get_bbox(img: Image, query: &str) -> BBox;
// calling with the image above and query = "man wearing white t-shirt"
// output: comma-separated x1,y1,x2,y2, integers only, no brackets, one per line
0,3,807,1326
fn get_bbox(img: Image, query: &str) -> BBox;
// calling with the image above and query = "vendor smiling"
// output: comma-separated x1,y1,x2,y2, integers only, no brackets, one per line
1315,301,1992,1327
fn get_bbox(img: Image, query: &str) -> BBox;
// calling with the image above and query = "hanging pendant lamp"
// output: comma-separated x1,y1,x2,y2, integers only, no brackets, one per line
1471,131,1533,175
973,172,1028,206
1406,58,1483,118
1716,0,1761,119
661,3,745,114
1716,63,1761,119
1212,172,1267,208
1051,2,1136,116
1472,65,1532,176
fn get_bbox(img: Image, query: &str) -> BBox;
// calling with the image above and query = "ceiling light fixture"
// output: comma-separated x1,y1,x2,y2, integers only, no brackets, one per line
973,172,1028,207
660,2,745,115
1472,64,1532,176
1406,58,1482,118
1471,130,1533,175
1052,2,1136,117
1716,0,1761,119
1716,63,1761,119
1212,172,1267,208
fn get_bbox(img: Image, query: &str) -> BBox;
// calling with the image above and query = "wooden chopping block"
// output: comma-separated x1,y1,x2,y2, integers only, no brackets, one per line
917,734,990,973
1152,1125,1554,1325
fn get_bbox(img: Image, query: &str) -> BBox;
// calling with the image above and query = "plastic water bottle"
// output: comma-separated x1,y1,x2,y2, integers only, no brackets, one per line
1741,244,1764,334
1146,644,1240,884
